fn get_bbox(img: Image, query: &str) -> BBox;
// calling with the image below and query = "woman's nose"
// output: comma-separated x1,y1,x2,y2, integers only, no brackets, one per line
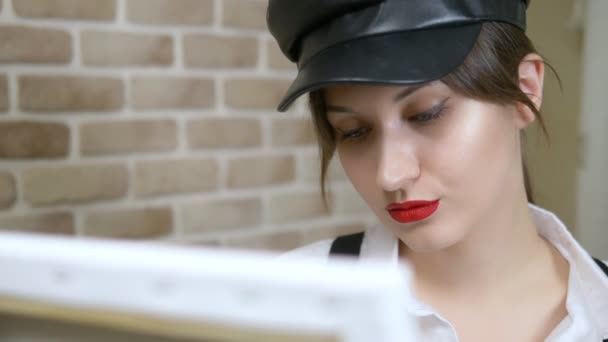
376,136,420,193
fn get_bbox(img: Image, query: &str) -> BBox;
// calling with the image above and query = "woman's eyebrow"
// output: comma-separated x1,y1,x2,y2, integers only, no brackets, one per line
326,84,429,115
392,84,427,102
326,104,360,115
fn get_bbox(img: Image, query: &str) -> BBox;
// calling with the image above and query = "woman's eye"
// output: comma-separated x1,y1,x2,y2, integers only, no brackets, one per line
411,112,436,122
409,98,449,123
339,127,369,141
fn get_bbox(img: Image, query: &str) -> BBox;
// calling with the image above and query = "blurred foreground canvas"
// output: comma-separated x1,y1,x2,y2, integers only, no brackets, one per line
0,232,418,342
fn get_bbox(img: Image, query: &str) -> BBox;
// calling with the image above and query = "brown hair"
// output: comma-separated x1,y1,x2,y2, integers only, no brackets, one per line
309,22,551,207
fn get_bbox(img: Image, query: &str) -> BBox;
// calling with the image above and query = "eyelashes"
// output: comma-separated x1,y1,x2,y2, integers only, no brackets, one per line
339,127,369,140
408,98,449,123
336,98,450,142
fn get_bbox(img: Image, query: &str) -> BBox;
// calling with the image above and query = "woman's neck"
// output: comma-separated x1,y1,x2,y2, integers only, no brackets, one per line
401,196,551,300
401,194,570,339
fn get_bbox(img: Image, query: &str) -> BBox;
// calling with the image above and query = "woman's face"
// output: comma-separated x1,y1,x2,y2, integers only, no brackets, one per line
325,82,527,252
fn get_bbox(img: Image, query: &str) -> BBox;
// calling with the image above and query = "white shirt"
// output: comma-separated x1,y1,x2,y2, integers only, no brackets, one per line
283,204,608,341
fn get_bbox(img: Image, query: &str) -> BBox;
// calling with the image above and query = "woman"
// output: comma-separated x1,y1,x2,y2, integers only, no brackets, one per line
266,0,607,341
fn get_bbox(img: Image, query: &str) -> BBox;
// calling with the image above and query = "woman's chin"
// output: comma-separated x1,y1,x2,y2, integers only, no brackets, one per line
391,221,465,254
402,238,459,254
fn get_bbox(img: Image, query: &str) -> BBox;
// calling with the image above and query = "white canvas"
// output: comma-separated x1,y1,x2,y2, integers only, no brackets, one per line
0,232,420,342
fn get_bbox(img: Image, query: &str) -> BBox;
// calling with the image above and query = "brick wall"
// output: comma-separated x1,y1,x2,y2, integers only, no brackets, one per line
0,0,377,250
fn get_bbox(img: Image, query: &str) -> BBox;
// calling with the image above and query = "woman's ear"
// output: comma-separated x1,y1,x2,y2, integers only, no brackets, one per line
515,53,545,128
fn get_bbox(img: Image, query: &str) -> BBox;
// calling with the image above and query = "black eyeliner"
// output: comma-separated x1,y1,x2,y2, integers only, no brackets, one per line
410,97,450,123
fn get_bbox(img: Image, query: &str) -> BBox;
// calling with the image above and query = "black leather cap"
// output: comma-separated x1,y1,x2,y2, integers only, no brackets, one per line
267,0,528,112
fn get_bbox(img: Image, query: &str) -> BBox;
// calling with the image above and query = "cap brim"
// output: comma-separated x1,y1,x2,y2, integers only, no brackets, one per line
277,23,482,112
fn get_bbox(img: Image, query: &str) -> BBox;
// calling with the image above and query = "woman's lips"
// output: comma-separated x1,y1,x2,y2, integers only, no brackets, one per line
386,200,440,223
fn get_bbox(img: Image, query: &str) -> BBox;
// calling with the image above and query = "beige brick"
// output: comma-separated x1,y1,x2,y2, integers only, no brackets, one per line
222,0,266,30
135,159,218,197
328,159,349,181
80,119,176,155
14,0,116,20
300,152,348,184
131,77,214,110
0,212,75,234
231,222,367,250
0,25,71,64
300,153,320,184
19,76,124,112
0,171,16,209
331,186,368,214
81,31,172,67
0,75,8,111
0,121,69,158
184,34,257,68
271,117,315,146
222,229,302,251
300,223,366,246
23,164,127,206
333,222,368,236
227,155,295,188
222,223,367,251
187,118,261,149
84,207,172,239
181,198,261,233
266,40,295,70
267,191,329,224
127,0,213,25
224,79,290,110
177,239,222,248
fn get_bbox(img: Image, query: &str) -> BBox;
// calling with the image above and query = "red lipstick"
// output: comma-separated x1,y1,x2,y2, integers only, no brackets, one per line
386,200,440,223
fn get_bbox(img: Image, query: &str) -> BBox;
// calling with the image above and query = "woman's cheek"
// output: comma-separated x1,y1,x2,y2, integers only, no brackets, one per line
434,102,517,206
339,149,370,191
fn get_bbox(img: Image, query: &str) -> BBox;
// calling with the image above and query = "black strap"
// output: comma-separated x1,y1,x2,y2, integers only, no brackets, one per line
593,257,608,277
596,257,608,342
329,232,365,256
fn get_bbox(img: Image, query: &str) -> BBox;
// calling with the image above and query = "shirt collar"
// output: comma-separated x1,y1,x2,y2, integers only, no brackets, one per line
358,204,608,334
529,204,608,337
